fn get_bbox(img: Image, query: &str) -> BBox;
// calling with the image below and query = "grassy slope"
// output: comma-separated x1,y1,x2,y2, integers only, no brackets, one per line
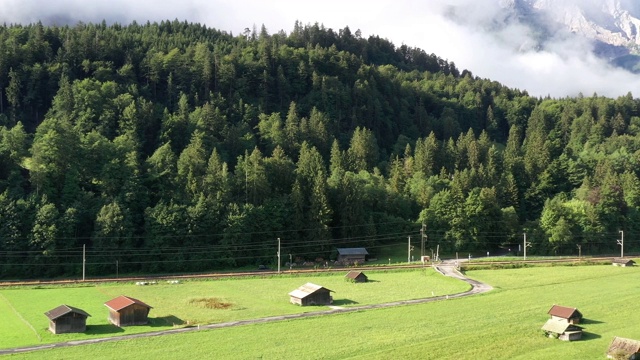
0,268,466,349
6,263,640,359
0,294,40,346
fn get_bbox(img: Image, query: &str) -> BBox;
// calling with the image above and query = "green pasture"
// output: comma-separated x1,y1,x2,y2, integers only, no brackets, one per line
0,268,466,350
6,262,640,359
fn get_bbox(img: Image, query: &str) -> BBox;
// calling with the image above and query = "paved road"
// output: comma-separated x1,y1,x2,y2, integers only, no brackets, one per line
0,262,492,356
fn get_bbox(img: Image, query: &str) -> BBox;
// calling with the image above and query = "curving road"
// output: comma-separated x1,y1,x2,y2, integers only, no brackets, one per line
0,261,492,356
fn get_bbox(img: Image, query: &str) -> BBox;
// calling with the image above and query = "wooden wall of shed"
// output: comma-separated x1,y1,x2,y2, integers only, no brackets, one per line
302,291,332,306
338,255,366,265
290,296,302,305
108,309,121,327
117,304,150,326
353,274,368,282
49,313,87,334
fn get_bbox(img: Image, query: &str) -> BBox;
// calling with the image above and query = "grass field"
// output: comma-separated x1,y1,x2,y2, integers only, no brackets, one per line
5,262,640,359
0,267,466,350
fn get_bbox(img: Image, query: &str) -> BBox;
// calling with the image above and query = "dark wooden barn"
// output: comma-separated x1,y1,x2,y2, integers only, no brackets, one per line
336,248,368,265
612,258,636,267
345,270,368,283
288,283,334,306
104,295,152,327
548,305,583,324
607,337,640,359
44,305,91,334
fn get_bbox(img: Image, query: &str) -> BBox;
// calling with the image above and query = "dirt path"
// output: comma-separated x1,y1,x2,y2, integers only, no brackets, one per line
0,262,492,356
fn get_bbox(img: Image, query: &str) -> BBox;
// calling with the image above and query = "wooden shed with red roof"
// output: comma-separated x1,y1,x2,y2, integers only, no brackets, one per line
548,305,583,324
44,305,91,334
104,295,152,327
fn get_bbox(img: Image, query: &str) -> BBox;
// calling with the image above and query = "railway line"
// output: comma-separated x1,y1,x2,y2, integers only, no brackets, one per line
0,256,618,287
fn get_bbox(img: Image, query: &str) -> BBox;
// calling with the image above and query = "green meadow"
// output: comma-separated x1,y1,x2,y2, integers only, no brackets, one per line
5,262,640,359
0,268,465,350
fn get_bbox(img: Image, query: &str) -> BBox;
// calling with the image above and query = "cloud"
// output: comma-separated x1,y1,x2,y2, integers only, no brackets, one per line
1,0,640,98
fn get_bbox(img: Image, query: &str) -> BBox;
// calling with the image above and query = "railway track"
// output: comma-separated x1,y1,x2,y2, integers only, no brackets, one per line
0,256,619,287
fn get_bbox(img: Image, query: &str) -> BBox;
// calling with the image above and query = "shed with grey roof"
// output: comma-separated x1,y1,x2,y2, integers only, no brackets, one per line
345,270,368,283
288,283,333,306
44,305,91,334
612,258,636,267
541,319,583,341
336,248,368,265
607,337,640,359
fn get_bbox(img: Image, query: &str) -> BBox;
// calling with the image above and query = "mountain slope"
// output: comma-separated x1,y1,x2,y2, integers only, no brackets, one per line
501,0,640,59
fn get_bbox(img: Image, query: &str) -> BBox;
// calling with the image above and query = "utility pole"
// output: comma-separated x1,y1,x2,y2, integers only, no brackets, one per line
420,222,426,260
523,233,531,261
407,236,411,263
617,230,624,258
277,238,281,273
82,244,86,281
245,164,248,205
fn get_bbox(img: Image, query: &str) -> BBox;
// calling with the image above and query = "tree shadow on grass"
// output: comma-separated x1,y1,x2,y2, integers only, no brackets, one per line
581,318,604,325
580,332,602,341
332,299,358,306
148,315,185,327
86,324,125,335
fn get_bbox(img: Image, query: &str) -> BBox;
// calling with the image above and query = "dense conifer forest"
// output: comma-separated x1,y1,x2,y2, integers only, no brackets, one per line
0,19,638,278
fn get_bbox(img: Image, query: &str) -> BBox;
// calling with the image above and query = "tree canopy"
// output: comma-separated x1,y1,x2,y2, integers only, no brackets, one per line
0,20,637,278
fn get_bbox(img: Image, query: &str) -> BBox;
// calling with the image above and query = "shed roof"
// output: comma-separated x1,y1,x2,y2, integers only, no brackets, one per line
541,319,582,334
288,283,333,299
612,258,636,264
345,270,366,280
607,337,640,356
548,305,582,319
104,295,152,311
44,305,91,320
337,248,369,256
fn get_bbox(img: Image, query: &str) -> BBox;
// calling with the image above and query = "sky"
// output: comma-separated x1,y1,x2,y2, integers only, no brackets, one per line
2,0,640,98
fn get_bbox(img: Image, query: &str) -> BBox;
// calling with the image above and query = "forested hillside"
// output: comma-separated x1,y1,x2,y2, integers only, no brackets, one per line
0,20,638,278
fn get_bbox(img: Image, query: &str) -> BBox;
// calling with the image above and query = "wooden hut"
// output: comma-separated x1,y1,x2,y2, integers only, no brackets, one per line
104,295,152,327
288,283,333,306
345,270,368,283
541,319,583,341
607,337,640,359
548,305,583,324
612,258,636,267
44,305,90,334
336,248,368,265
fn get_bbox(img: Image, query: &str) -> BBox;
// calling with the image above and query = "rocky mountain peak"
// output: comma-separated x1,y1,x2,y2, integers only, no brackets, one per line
501,0,640,54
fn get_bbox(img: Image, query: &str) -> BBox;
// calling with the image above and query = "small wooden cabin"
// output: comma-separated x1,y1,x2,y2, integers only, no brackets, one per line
44,305,90,334
336,248,368,265
607,337,640,359
289,283,333,306
548,305,583,324
104,295,152,327
613,258,636,267
541,319,583,341
345,270,368,283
